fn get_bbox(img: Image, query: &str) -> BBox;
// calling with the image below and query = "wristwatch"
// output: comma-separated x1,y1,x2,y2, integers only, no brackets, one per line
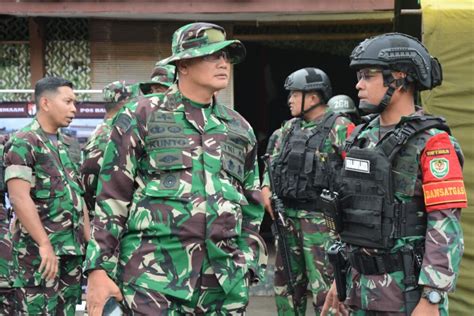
421,287,444,304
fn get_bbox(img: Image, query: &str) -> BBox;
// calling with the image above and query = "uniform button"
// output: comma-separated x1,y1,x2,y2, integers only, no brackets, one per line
163,174,177,188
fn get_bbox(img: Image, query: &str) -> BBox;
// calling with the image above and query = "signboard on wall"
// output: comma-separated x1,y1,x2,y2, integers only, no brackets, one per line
0,102,106,118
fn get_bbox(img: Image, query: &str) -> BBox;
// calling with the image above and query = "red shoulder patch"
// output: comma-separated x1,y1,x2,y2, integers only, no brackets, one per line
421,133,467,211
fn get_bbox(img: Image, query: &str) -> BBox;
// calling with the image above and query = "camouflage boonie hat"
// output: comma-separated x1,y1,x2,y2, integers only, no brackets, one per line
103,80,132,103
139,64,176,94
156,22,246,66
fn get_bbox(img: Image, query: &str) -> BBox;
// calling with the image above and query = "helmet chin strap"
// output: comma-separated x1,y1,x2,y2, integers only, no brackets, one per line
359,69,400,114
298,91,323,118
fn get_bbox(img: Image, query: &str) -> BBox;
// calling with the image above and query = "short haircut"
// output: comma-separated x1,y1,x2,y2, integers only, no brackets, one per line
34,77,73,106
304,90,324,103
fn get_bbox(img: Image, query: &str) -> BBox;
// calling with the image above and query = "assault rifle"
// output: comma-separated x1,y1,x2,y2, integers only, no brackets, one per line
261,154,298,313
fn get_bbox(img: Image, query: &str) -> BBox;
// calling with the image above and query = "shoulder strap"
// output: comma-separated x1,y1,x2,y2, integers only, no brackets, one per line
380,115,450,160
306,111,341,150
343,115,378,152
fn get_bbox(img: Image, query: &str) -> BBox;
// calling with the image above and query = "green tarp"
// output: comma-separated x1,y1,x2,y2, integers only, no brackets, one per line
421,1,474,314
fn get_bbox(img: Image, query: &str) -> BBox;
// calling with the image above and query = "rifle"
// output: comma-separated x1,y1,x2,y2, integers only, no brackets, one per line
261,154,298,313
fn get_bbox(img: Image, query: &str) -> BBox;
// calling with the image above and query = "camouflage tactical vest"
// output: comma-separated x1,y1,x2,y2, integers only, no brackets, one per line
340,115,450,249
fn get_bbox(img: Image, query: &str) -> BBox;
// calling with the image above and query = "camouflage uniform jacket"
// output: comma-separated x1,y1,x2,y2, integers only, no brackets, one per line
85,84,267,300
81,118,113,212
345,110,465,311
3,119,86,286
262,108,354,218
0,141,13,288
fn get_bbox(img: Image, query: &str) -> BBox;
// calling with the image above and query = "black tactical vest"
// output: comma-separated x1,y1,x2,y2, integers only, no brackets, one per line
340,115,450,249
273,111,342,211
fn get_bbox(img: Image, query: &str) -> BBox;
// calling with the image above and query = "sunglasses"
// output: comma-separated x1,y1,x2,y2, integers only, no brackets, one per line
356,68,382,81
202,50,231,63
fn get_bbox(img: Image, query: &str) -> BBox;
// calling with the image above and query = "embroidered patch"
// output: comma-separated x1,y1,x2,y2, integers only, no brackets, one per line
425,148,450,156
423,180,467,207
430,158,449,179
345,157,370,173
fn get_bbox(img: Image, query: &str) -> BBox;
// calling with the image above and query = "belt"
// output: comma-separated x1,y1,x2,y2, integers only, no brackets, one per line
348,251,405,275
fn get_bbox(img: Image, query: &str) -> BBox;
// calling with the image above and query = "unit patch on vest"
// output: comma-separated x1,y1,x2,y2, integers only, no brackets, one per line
430,158,449,179
345,157,370,173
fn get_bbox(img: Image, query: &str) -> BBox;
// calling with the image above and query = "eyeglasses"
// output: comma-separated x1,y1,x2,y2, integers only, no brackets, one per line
356,68,382,81
202,50,231,63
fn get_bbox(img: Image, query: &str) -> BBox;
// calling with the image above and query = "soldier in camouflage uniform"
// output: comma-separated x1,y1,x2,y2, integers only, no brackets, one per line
85,22,267,316
139,64,176,95
262,68,355,315
80,80,133,216
3,77,90,315
0,134,14,315
322,33,467,316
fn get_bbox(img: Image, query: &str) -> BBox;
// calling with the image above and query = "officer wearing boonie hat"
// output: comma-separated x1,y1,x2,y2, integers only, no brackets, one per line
156,22,246,66
85,22,266,316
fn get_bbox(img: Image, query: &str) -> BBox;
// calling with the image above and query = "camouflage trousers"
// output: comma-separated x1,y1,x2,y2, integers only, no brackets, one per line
15,255,83,316
350,303,449,316
274,214,334,316
0,288,14,316
121,256,250,315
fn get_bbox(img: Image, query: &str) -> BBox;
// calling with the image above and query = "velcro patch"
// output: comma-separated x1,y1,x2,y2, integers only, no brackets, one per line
425,148,450,156
344,157,370,173
423,180,467,209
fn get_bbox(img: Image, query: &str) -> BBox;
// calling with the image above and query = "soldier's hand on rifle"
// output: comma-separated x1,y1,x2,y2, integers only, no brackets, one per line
86,269,123,316
261,186,275,220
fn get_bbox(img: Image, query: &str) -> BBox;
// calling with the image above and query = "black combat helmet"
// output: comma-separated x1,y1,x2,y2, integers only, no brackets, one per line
284,67,332,102
350,33,443,113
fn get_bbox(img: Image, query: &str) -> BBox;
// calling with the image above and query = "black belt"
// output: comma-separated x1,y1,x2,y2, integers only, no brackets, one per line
348,250,405,275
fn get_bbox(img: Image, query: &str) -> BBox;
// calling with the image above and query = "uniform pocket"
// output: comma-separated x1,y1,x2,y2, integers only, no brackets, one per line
143,147,193,199
32,172,66,199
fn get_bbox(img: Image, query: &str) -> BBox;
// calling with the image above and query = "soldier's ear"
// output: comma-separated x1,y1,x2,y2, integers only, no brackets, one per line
38,95,50,112
176,60,189,75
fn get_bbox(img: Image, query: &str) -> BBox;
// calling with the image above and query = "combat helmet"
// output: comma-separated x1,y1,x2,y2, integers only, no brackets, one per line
156,22,246,66
284,67,332,117
350,32,442,113
284,68,332,102
328,95,360,123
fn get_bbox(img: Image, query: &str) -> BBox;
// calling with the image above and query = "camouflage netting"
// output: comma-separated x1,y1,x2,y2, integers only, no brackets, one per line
45,18,92,101
0,17,31,102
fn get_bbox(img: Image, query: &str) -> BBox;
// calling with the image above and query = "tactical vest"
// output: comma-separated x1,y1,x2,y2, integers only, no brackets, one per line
340,115,450,249
273,111,342,211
